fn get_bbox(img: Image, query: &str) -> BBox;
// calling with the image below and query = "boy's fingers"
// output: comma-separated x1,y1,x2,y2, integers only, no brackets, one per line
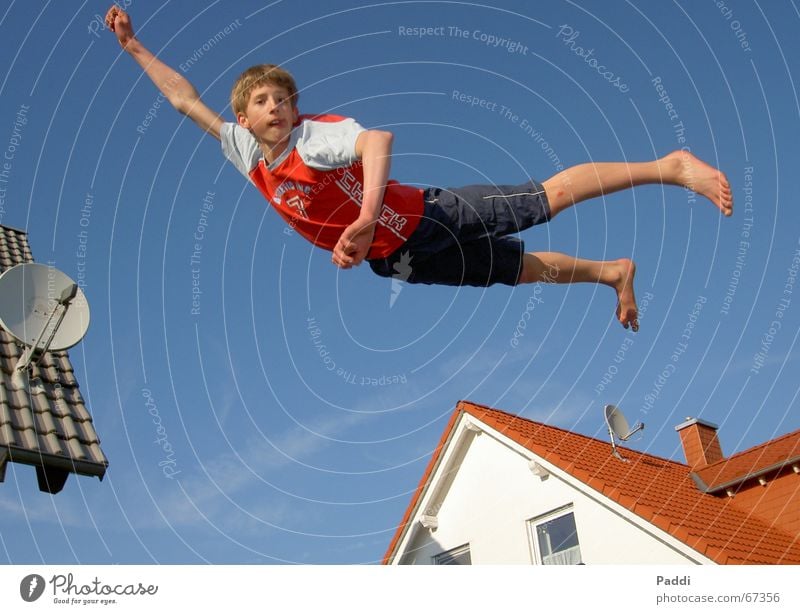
106,8,120,31
333,232,366,268
107,7,129,31
332,248,353,268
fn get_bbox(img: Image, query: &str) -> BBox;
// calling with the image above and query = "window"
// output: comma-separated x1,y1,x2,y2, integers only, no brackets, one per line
531,510,582,565
433,544,472,565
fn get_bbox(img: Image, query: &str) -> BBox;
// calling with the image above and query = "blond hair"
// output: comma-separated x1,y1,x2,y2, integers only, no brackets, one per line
230,64,299,116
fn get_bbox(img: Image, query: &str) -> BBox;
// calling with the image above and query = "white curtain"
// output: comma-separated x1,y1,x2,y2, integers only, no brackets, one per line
542,545,582,565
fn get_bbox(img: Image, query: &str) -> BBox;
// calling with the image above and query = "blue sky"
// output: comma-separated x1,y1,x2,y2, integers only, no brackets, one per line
1,0,799,564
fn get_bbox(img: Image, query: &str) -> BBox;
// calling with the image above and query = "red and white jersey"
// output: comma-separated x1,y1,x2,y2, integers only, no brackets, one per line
220,114,423,259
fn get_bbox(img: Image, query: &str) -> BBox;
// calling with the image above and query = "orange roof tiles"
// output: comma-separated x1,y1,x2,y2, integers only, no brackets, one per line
694,428,800,491
383,400,800,565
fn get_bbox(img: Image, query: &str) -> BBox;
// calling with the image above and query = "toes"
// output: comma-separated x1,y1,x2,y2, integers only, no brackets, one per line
618,308,638,331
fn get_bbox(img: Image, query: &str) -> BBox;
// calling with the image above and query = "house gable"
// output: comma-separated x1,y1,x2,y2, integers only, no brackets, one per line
389,411,710,565
385,401,800,565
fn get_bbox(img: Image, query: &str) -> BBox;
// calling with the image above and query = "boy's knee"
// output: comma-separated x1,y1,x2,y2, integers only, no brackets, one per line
541,181,567,217
518,254,538,284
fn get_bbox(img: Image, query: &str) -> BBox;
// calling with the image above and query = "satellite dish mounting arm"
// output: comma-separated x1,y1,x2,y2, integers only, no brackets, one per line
15,283,79,372
603,404,645,463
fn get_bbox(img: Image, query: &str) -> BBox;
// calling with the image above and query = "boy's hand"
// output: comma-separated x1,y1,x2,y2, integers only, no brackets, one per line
105,5,136,48
332,218,376,269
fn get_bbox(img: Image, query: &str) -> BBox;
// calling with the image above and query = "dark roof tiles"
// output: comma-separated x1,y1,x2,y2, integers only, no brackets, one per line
0,225,107,492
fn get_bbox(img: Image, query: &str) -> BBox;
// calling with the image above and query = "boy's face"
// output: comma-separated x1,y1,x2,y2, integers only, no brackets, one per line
237,82,298,148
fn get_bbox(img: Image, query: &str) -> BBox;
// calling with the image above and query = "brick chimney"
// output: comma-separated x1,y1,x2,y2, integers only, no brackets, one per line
675,418,724,469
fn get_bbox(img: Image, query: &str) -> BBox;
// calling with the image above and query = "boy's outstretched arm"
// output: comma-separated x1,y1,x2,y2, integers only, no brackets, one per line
332,130,394,268
106,6,223,140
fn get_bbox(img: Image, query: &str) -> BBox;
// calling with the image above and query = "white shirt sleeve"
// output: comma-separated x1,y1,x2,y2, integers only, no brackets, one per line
220,122,262,178
295,117,366,171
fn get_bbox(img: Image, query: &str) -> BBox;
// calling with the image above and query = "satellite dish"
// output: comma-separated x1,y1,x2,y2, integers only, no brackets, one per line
603,404,644,462
0,263,90,371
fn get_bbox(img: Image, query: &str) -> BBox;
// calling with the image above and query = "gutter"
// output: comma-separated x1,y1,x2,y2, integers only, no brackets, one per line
3,444,108,479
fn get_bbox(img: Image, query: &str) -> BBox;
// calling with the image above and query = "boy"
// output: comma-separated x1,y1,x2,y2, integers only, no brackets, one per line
106,7,733,332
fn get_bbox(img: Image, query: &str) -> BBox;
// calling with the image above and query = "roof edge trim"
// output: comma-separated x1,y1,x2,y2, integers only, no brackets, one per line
695,455,800,494
4,445,107,478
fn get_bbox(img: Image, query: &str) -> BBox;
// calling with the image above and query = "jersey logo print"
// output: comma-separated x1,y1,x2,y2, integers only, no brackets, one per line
284,193,309,219
334,168,364,205
274,180,313,219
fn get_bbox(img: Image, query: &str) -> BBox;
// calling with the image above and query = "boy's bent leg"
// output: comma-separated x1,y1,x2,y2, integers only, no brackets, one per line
542,151,733,218
519,252,639,331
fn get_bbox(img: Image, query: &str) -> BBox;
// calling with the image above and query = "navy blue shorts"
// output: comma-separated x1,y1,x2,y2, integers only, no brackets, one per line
368,181,551,286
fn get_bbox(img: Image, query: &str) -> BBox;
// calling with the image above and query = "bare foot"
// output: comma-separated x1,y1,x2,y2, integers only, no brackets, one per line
611,259,638,332
664,150,733,216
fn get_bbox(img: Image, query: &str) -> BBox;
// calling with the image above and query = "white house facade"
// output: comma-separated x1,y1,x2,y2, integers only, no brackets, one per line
391,412,712,565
